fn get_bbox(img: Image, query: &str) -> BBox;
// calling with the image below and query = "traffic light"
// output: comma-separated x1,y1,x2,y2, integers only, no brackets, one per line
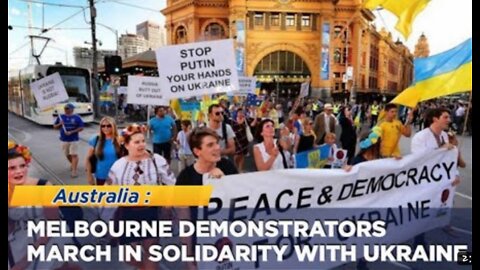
104,55,122,75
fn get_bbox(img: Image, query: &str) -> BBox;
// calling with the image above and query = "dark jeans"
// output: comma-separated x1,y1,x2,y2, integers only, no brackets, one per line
154,142,172,163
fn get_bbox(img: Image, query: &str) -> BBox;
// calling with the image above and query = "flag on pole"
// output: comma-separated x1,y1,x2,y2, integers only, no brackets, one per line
363,0,431,39
391,38,472,108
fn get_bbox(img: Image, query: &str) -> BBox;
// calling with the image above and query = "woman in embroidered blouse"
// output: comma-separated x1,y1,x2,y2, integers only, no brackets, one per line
106,123,176,270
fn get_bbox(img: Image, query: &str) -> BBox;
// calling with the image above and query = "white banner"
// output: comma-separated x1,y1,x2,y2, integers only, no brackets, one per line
299,81,310,98
200,149,458,269
30,72,69,110
229,76,256,96
126,76,168,106
156,39,239,100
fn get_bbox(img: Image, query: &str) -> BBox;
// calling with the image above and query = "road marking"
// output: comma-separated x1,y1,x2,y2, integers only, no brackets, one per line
8,126,32,143
8,130,65,185
451,226,472,235
455,192,472,201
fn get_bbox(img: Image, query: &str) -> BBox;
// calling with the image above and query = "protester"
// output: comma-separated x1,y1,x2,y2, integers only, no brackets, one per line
377,103,413,158
231,108,257,172
338,105,357,164
319,132,338,168
176,119,195,173
410,108,460,249
53,103,84,178
294,117,316,154
85,116,123,185
148,105,177,164
207,104,236,156
313,103,337,144
176,127,238,270
253,119,292,171
106,123,176,270
8,140,80,270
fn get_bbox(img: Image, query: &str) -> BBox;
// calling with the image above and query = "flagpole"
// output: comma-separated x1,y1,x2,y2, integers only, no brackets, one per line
461,91,472,137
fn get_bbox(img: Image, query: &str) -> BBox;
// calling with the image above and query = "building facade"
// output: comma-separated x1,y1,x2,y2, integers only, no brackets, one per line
73,47,116,70
136,20,166,50
118,34,149,60
162,0,414,101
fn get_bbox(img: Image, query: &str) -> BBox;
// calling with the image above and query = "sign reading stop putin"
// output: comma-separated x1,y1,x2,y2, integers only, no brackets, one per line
155,39,239,100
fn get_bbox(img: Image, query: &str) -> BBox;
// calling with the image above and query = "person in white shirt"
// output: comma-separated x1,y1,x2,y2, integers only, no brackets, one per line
253,119,292,171
411,107,460,247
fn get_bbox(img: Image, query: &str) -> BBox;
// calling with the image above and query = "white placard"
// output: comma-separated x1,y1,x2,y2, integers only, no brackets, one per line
117,86,128,95
229,76,256,96
155,39,239,99
127,76,169,106
30,72,69,109
299,81,310,98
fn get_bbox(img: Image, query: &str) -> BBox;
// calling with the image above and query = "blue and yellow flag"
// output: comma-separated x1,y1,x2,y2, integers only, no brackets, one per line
392,38,472,108
364,0,430,39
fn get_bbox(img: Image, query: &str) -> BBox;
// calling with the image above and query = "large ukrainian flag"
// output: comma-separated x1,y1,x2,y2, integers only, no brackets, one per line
392,38,472,108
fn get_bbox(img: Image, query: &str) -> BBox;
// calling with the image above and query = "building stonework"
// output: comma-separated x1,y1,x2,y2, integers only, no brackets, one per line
162,0,414,100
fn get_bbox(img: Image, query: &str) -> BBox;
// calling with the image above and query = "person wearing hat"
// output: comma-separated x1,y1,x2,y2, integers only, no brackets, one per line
53,103,85,178
313,103,338,145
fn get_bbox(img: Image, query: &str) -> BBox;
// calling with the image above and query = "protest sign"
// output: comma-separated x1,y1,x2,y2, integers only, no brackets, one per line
299,81,310,98
229,76,256,96
30,72,69,109
127,76,168,106
156,39,239,99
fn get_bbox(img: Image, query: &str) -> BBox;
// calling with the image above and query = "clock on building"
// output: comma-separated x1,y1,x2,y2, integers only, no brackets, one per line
278,0,291,4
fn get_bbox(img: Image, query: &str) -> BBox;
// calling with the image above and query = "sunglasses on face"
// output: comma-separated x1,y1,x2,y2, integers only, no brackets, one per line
101,124,112,128
214,111,223,116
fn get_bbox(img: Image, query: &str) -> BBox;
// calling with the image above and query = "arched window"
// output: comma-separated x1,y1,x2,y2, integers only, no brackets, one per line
334,48,341,63
175,26,187,44
204,23,225,40
254,51,310,76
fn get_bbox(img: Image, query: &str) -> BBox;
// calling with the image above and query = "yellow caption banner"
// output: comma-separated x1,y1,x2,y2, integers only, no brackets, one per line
9,186,213,207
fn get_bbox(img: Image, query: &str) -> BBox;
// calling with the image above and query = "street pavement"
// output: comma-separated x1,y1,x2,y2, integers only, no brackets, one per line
8,112,472,270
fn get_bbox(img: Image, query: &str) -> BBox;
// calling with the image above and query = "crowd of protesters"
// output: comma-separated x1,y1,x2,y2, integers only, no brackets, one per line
8,93,470,270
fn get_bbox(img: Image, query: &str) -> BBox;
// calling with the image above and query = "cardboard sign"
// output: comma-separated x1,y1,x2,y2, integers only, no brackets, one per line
30,72,69,109
156,39,239,99
127,76,168,106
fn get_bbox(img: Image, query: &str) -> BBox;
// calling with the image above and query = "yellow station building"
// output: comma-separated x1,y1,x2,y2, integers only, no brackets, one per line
162,0,417,101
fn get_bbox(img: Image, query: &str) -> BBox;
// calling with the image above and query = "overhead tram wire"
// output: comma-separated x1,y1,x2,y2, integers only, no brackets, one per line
9,6,89,52
16,0,87,8
102,0,161,12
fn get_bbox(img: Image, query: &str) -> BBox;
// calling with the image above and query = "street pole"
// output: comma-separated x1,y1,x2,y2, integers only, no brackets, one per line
111,75,119,124
89,0,100,117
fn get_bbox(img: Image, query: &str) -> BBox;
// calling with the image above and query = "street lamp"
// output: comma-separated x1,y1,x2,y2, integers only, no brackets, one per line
96,22,118,56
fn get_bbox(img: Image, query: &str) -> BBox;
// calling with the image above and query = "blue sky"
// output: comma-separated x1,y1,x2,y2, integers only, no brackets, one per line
8,0,167,71
9,0,471,72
